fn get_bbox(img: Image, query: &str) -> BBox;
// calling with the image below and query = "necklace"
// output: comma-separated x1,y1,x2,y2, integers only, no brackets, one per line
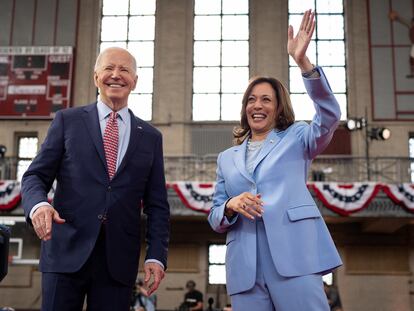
247,139,264,151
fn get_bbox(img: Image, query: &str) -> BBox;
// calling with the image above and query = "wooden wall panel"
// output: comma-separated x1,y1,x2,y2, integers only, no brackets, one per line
12,0,36,45
55,0,78,46
0,0,14,45
139,244,200,273
3,0,78,47
33,0,57,45
346,246,410,275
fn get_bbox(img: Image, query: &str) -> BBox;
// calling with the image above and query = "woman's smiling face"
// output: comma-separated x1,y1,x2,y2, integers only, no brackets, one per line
246,82,277,140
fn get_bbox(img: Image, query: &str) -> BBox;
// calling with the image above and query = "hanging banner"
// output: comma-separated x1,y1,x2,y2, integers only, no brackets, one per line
1,180,414,215
0,180,55,211
169,182,215,214
0,181,21,211
382,183,414,211
309,182,383,216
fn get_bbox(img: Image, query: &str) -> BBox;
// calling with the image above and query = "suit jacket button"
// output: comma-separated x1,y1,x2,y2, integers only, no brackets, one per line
107,186,111,191
98,214,103,220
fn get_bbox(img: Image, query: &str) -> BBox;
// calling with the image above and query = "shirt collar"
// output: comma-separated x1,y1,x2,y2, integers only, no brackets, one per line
97,100,129,124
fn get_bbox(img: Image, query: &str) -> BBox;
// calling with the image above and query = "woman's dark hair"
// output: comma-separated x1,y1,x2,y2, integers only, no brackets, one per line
233,76,295,145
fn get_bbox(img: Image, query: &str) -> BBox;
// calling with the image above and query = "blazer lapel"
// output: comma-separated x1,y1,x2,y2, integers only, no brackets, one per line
252,130,282,173
232,138,254,183
82,103,107,170
116,110,144,176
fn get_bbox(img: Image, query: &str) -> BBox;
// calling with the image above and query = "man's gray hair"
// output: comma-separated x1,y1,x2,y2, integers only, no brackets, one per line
94,47,137,73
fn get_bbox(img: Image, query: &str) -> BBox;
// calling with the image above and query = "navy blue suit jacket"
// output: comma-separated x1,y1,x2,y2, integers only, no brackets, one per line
21,103,170,286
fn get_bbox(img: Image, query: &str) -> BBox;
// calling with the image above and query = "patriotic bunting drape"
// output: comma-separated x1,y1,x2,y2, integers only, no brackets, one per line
168,182,414,215
169,182,214,213
382,184,414,212
309,182,383,216
0,180,21,211
0,180,55,212
1,180,414,215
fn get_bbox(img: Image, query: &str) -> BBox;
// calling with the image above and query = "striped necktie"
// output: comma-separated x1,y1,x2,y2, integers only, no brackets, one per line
103,111,118,179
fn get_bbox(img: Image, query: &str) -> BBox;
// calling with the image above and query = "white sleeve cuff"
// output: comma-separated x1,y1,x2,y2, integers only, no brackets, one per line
144,259,165,270
29,202,52,219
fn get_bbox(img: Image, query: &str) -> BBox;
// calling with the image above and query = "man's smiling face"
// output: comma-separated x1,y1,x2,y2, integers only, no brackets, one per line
94,48,138,110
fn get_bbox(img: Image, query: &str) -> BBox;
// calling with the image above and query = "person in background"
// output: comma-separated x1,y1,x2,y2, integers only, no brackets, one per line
182,280,203,311
208,10,342,311
21,47,170,311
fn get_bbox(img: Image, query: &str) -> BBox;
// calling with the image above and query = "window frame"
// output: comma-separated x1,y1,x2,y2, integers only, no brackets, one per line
99,0,157,121
192,0,250,122
14,132,38,181
409,132,414,182
207,242,227,286
288,0,348,121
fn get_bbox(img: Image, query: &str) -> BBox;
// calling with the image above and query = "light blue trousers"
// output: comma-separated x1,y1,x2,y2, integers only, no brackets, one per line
230,219,330,311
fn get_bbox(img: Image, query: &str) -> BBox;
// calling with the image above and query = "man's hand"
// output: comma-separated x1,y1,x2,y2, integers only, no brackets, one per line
32,205,65,241
144,262,165,296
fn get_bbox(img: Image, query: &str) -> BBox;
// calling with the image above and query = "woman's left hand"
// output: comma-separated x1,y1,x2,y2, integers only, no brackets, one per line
287,9,315,72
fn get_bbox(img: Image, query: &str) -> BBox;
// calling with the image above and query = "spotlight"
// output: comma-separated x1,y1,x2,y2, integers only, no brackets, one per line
346,119,357,131
369,127,391,140
0,145,6,158
345,118,366,131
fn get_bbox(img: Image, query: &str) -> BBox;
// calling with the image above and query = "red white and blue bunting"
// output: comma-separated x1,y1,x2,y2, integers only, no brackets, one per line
0,180,55,211
309,182,383,216
1,180,414,216
382,183,414,212
169,182,215,213
168,182,414,216
0,180,21,211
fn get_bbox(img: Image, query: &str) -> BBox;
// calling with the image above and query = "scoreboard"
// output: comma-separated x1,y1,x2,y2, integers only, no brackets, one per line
0,46,73,119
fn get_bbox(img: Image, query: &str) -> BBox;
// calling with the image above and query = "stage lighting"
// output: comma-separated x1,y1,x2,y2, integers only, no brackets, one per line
346,119,356,131
346,113,391,181
345,118,366,131
369,127,391,140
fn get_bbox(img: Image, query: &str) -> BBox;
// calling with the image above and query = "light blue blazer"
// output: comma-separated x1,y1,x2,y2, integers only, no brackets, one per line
208,67,343,295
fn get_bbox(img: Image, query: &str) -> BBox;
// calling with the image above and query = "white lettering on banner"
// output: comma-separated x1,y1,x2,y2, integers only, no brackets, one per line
49,55,71,63
48,80,69,86
0,46,73,55
8,85,46,95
